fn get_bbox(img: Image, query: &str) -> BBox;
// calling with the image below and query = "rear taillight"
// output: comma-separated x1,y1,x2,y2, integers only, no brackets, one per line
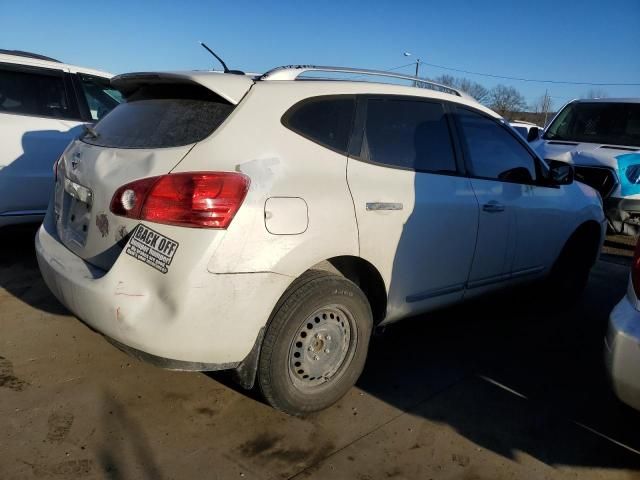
632,239,640,298
110,172,250,229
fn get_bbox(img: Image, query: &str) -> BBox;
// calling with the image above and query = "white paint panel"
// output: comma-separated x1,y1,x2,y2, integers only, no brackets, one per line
347,159,479,322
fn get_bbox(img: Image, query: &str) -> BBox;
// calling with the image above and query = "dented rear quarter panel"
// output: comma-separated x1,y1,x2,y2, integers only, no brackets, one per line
173,82,361,277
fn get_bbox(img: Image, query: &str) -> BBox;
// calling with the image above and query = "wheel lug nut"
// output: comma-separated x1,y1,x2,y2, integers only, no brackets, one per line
324,349,330,353
313,355,320,361
308,346,313,352
326,335,331,341
315,333,322,339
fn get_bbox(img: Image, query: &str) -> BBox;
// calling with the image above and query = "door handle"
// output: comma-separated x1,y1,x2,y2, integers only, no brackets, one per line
366,202,403,211
482,201,505,213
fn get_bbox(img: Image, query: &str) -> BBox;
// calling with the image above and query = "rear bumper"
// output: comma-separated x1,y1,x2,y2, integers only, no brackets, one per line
35,212,292,368
605,294,640,411
604,197,640,235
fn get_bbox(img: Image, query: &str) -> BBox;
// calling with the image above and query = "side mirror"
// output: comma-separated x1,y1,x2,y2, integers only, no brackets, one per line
547,159,574,185
527,127,540,142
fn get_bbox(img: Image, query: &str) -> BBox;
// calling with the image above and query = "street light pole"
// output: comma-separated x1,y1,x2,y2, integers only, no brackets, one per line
404,52,421,87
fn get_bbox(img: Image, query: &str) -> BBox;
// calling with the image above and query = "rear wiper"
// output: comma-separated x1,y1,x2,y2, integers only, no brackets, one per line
83,124,99,139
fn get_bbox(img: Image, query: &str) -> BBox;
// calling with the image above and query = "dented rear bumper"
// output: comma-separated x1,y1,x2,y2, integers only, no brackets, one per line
35,210,292,368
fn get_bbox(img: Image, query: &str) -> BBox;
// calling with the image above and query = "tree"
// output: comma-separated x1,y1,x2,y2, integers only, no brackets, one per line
530,91,553,126
583,88,608,99
433,75,489,104
457,78,490,104
488,84,527,119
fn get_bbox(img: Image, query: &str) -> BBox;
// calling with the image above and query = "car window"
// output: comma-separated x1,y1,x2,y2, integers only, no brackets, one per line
283,96,355,154
0,65,76,119
457,108,537,183
513,126,528,138
82,83,233,149
79,74,123,121
363,98,457,173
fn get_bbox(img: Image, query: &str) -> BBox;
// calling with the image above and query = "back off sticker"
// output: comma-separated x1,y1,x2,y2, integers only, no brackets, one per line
125,224,179,274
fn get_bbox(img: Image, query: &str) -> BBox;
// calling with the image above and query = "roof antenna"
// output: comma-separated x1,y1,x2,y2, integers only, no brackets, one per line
199,42,244,75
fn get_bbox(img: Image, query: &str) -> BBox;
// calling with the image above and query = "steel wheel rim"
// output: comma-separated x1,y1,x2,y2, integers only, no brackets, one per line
288,304,356,389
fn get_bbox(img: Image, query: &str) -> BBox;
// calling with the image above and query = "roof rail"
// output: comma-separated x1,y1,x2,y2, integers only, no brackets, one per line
258,65,467,98
0,49,61,63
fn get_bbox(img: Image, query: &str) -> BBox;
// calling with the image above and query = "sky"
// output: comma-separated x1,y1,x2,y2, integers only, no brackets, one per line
2,0,639,110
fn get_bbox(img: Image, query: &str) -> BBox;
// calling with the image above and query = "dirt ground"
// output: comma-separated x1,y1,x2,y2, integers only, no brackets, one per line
1,225,639,480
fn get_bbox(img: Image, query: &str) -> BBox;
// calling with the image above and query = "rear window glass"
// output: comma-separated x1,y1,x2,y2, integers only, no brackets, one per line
82,83,233,149
283,96,355,154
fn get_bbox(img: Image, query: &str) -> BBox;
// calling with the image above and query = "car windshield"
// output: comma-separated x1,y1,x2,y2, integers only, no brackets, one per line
544,101,640,147
79,74,123,121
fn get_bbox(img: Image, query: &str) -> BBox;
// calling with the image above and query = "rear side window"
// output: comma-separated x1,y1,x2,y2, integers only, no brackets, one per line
82,83,233,149
457,108,537,183
363,98,457,173
79,74,123,121
283,96,355,154
0,65,77,119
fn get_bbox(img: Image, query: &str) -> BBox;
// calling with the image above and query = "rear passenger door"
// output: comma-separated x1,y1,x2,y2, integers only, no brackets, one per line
0,63,83,217
347,96,479,322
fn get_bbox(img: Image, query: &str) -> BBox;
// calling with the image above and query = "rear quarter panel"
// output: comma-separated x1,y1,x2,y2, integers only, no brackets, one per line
172,82,360,277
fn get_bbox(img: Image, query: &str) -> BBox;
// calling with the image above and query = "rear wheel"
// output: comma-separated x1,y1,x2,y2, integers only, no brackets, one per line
257,271,372,416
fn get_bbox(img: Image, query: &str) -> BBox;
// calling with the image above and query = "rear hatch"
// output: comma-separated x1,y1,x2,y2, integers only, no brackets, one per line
54,73,253,270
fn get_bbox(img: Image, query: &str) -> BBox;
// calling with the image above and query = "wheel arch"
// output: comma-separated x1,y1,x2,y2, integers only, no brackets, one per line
557,220,603,267
311,255,388,327
233,255,388,390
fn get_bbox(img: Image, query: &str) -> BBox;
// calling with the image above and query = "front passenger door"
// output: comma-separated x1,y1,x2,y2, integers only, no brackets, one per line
455,107,548,295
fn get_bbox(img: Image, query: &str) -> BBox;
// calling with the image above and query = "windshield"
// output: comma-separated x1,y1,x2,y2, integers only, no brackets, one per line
544,102,640,147
79,74,123,121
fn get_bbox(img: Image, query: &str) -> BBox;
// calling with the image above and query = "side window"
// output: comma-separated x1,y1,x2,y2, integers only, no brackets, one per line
457,108,537,183
0,65,76,119
363,98,457,173
283,96,355,153
79,74,123,121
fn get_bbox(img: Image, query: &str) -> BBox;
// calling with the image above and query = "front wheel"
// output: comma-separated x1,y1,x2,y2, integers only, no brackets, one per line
257,271,373,416
545,239,595,304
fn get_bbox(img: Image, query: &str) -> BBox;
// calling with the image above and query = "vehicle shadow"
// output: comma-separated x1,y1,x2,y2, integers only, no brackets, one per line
96,391,163,480
0,126,84,220
0,223,67,314
357,254,640,470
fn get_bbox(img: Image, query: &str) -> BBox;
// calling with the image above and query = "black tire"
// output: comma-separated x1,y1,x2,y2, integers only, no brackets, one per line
257,270,373,416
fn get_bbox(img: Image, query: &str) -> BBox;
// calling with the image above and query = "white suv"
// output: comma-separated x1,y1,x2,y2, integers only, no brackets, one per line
0,49,121,228
36,65,606,415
